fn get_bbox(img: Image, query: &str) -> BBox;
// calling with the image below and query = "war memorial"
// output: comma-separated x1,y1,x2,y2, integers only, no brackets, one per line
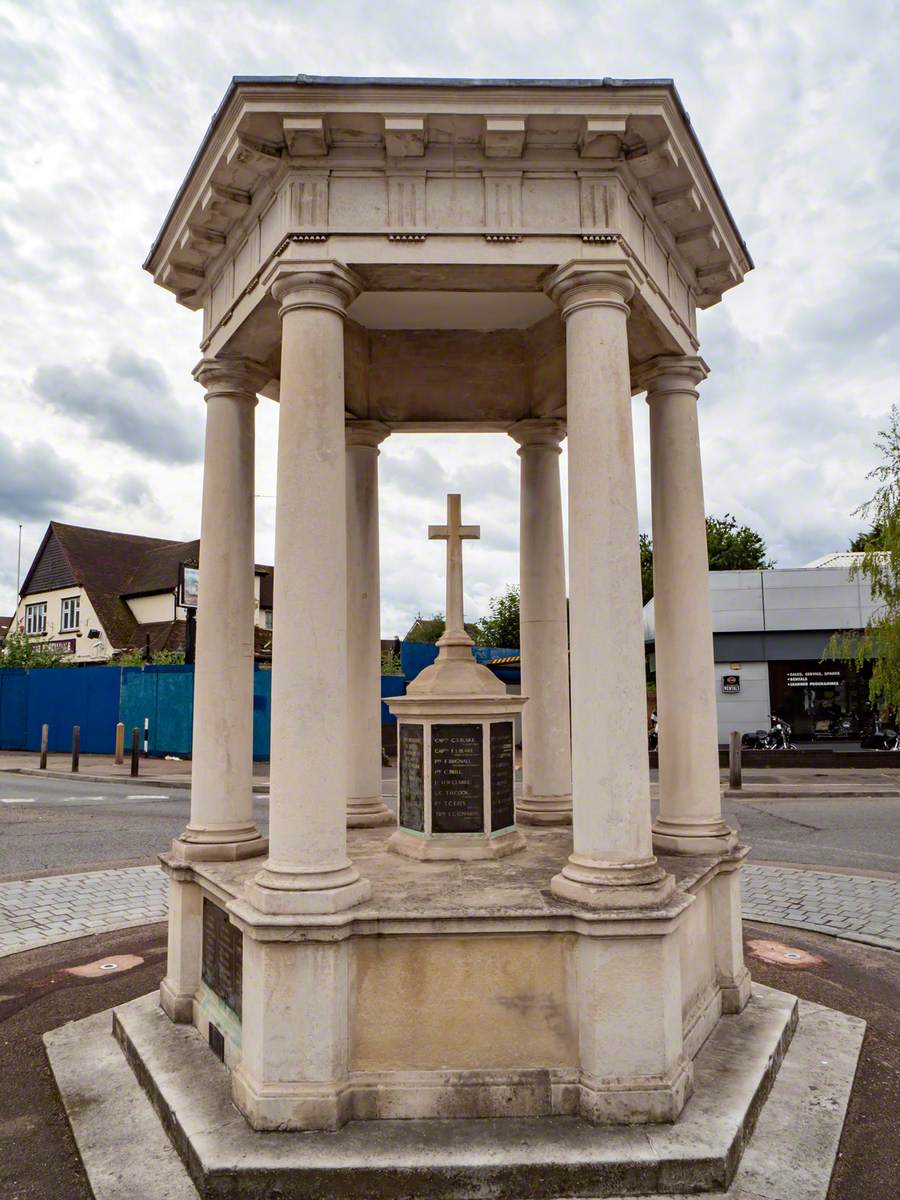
47,76,863,1197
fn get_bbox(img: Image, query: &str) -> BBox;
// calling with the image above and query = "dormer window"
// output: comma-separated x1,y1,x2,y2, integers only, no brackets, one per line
60,595,80,632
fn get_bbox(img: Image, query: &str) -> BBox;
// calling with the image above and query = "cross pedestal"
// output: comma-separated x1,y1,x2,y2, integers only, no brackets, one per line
387,494,527,860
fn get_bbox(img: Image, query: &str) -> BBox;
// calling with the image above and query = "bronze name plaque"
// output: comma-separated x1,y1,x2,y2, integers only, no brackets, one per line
490,721,515,830
202,898,242,1019
431,723,484,832
399,723,425,831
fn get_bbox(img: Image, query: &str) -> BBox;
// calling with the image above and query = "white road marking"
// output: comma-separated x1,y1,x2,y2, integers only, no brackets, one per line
0,797,34,803
126,794,169,800
62,795,105,802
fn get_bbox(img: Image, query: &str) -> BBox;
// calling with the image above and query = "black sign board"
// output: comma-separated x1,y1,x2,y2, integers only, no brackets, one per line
489,721,515,830
721,674,741,694
399,723,425,831
202,898,242,1019
431,723,484,832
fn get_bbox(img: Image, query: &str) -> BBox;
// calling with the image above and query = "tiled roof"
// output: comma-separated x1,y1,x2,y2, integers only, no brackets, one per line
20,523,273,652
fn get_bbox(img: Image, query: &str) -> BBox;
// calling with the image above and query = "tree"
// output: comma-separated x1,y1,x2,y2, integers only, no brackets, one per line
827,407,900,712
640,514,773,605
850,521,884,551
474,585,520,648
0,628,66,668
640,533,654,607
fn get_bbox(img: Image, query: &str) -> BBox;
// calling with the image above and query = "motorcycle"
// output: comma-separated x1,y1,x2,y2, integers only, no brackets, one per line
861,718,900,751
742,714,796,751
648,710,658,752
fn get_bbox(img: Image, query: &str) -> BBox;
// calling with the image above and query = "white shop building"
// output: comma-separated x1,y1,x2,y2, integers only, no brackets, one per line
644,552,881,743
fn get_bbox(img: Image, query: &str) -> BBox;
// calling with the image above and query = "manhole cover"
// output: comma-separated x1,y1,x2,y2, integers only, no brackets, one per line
65,954,144,978
746,938,824,968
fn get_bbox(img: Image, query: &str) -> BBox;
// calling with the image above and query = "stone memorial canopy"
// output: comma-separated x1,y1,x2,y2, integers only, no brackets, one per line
145,75,750,430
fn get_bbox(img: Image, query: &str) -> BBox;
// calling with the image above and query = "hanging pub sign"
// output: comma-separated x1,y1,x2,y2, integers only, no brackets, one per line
178,563,200,610
721,674,741,694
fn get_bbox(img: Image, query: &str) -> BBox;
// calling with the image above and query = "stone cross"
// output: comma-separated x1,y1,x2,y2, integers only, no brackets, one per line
428,494,479,640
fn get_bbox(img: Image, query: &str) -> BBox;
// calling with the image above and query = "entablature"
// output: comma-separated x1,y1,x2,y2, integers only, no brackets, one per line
147,78,750,327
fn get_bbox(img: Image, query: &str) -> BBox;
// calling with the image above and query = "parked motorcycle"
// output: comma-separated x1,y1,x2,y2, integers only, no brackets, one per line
742,714,796,751
648,710,658,752
861,718,900,751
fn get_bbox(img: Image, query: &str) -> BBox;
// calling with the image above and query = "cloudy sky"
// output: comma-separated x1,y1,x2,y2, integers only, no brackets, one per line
1,1,897,635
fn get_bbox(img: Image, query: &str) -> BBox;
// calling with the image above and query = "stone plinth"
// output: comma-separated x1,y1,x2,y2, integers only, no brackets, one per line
158,829,753,1133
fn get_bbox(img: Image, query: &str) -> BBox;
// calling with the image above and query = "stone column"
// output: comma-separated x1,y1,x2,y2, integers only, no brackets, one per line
171,357,267,862
544,264,673,908
247,263,371,915
645,356,736,853
346,419,393,827
508,419,572,825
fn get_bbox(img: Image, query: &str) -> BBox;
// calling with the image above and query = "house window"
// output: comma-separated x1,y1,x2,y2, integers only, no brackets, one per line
263,609,273,630
60,595,80,632
25,602,47,635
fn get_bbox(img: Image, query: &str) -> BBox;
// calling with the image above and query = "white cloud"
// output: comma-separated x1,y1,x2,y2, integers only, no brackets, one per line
0,0,896,629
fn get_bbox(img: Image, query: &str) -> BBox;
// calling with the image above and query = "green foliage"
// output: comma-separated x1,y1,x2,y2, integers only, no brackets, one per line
380,646,402,675
827,406,900,712
113,648,186,666
640,533,654,607
704,514,773,571
640,515,773,604
850,521,884,552
405,613,446,644
474,585,520,648
0,628,66,668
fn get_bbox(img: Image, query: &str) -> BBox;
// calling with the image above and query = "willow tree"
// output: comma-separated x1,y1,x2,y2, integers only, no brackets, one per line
827,406,900,711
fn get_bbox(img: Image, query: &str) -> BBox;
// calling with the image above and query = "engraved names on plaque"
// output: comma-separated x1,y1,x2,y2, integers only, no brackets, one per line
490,720,515,830
399,723,425,831
202,898,243,1018
431,723,484,832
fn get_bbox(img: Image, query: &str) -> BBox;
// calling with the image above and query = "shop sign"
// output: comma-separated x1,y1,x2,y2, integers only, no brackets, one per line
721,674,741,694
45,639,76,654
785,669,842,688
178,563,199,610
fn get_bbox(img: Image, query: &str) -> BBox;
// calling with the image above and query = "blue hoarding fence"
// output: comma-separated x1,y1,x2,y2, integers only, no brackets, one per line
0,664,412,759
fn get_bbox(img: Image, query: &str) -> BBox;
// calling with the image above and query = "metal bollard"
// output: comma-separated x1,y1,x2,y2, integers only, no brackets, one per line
728,730,742,791
130,727,140,777
40,723,48,770
71,726,80,774
115,722,125,765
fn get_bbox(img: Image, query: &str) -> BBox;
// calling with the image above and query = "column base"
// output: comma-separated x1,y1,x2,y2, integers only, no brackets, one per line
651,818,737,855
170,832,268,863
550,854,676,910
720,967,752,1014
347,798,395,828
516,794,572,826
245,863,372,914
388,828,526,862
159,977,194,1024
232,1063,351,1132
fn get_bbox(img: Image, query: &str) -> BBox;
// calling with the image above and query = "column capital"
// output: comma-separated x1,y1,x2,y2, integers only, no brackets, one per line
543,260,640,319
192,356,269,399
508,418,566,453
636,355,709,399
264,260,361,318
345,418,391,449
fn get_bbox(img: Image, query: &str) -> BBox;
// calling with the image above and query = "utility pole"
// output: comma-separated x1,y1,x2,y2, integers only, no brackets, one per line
15,523,22,609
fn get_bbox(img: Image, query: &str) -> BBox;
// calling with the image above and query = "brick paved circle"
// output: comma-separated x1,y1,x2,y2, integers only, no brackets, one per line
1,862,898,957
